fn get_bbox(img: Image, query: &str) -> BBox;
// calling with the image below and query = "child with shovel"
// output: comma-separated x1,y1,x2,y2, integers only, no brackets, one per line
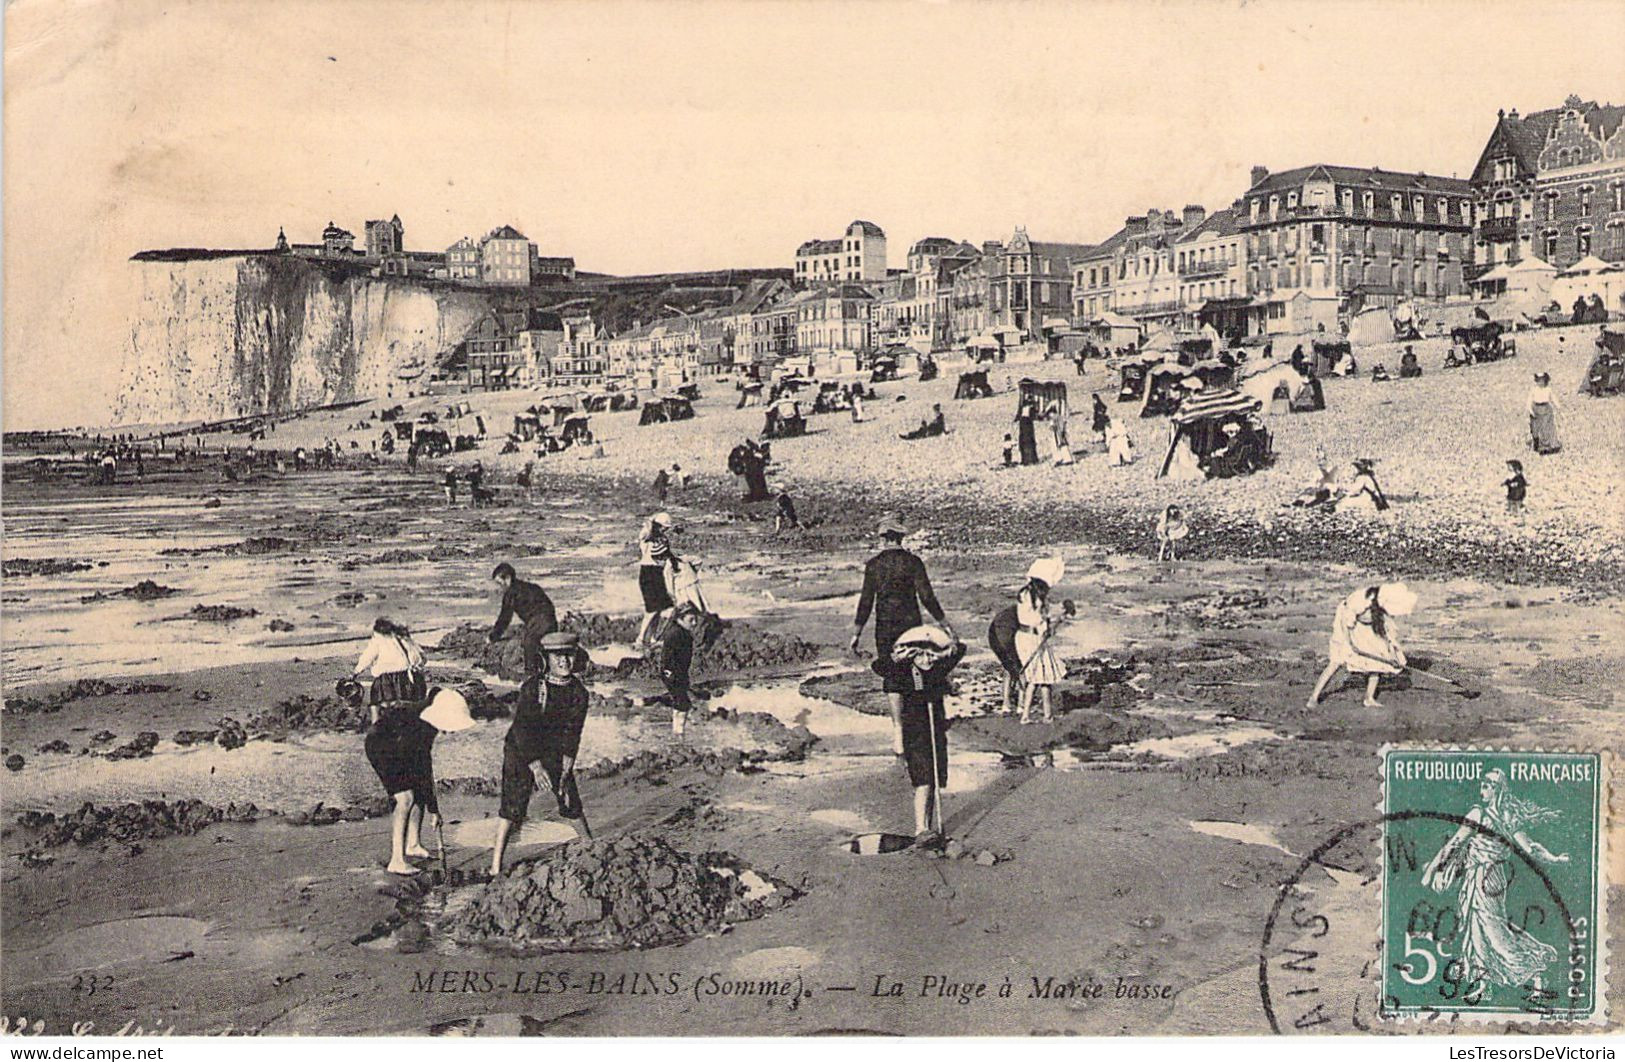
890,625,966,850
1306,583,1417,709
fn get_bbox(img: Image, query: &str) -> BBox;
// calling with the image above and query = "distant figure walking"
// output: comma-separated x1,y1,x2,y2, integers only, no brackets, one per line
1156,504,1188,563
1503,459,1527,516
1015,398,1041,466
1105,416,1136,466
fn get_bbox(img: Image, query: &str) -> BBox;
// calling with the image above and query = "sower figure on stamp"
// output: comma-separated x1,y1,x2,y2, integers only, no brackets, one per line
491,632,592,877
1419,768,1568,1002
489,562,559,676
851,515,952,757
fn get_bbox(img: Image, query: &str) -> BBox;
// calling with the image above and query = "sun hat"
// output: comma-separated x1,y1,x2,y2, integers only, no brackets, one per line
1026,556,1066,587
1377,583,1418,617
878,515,907,536
651,512,673,527
540,631,580,652
893,624,954,651
419,687,476,733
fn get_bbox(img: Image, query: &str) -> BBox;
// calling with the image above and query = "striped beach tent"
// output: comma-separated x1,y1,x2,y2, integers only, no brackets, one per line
1170,386,1259,426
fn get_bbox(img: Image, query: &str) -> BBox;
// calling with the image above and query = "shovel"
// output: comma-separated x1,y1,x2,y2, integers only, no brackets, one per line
1402,665,1482,700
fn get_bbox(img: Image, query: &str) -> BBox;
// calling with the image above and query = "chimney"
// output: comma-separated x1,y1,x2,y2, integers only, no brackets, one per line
1125,215,1148,236
1249,165,1269,188
1182,204,1207,228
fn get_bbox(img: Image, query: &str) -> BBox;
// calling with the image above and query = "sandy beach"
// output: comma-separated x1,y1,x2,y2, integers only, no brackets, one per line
3,344,1622,1033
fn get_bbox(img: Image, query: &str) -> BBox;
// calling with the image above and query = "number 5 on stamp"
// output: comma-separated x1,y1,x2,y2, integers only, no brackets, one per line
1381,747,1608,1024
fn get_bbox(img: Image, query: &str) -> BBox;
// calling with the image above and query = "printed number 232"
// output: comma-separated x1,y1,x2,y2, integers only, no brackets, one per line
1397,933,1439,985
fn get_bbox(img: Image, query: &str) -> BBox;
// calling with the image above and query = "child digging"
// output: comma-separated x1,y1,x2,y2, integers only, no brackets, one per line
889,626,966,848
1306,583,1417,709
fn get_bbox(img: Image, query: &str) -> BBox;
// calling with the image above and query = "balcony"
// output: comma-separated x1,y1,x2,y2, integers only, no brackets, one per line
1480,216,1519,241
1114,300,1183,318
1179,259,1231,279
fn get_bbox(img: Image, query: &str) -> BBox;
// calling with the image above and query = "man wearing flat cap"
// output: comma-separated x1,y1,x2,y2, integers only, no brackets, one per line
490,630,592,876
852,516,952,755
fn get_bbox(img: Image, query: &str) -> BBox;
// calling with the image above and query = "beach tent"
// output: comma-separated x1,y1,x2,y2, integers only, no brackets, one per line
1089,312,1141,348
1550,257,1625,316
1347,307,1395,346
1156,387,1271,479
1240,363,1308,411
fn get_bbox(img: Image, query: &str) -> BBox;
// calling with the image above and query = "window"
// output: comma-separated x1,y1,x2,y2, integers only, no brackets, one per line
1287,192,1298,209
1342,189,1354,213
1577,226,1592,256
1580,186,1593,216
1414,195,1424,217
1363,191,1374,214
1251,199,1261,221
1269,195,1279,218
1613,183,1625,212
1391,194,1402,215
1543,230,1559,260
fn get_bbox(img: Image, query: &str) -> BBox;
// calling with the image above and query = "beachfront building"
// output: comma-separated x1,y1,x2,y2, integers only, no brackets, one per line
717,279,791,375
551,311,607,388
534,256,577,283
987,228,1093,342
1174,206,1249,335
794,220,888,285
748,299,800,375
1469,96,1625,274
867,273,908,349
791,284,873,364
902,238,978,350
945,246,997,347
1239,164,1473,333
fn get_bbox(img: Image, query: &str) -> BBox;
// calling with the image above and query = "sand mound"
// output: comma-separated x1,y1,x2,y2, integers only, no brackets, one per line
3,558,96,577
446,834,792,950
78,580,181,604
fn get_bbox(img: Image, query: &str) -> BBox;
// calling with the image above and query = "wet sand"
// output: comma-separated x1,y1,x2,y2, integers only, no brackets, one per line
3,401,1622,1035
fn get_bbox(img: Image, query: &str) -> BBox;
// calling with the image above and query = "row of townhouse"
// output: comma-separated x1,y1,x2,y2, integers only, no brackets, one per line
1071,163,1474,338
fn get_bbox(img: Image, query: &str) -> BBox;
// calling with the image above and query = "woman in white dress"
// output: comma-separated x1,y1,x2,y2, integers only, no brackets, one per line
1105,416,1136,466
1306,583,1415,709
1015,557,1066,725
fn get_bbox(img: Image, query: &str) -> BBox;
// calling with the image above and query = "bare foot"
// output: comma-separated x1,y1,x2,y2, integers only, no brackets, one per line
1364,699,1384,709
385,862,419,875
404,845,432,858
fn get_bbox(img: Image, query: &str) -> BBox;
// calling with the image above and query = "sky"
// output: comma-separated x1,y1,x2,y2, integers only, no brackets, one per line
5,0,1624,429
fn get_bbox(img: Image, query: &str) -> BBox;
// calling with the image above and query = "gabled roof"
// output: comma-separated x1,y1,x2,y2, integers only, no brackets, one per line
1176,205,1241,242
1072,226,1129,263
483,224,529,243
1471,99,1625,182
1246,164,1469,196
1027,241,1097,273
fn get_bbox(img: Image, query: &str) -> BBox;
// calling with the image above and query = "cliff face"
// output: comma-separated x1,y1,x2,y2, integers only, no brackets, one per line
115,255,493,424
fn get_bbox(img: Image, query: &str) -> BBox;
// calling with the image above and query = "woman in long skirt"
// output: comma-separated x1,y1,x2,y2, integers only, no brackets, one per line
1306,583,1414,709
1015,400,1040,466
1015,558,1066,724
1527,372,1562,455
1049,399,1075,466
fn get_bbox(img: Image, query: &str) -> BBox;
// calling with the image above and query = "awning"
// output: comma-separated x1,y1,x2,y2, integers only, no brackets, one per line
1473,264,1511,284
1561,255,1614,276
992,325,1022,337
1199,297,1253,311
1042,317,1071,331
968,334,1000,347
1172,387,1261,426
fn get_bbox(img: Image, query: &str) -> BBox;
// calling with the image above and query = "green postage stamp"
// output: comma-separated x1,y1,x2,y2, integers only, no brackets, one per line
1382,747,1609,1023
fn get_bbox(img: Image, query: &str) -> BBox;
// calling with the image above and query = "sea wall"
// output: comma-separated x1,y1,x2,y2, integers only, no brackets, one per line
114,255,492,424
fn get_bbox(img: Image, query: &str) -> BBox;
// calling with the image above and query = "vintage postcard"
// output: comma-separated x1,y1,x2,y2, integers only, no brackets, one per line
3,0,1623,1043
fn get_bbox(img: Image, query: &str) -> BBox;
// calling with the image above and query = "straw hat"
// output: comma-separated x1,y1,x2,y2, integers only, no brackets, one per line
651,512,673,527
419,687,476,733
878,515,908,536
1377,583,1418,617
1026,556,1066,587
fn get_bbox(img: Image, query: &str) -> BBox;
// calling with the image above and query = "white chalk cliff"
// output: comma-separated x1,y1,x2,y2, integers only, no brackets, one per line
115,255,493,424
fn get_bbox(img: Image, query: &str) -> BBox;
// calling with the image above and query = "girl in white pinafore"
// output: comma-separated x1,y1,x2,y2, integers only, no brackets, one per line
1015,557,1066,725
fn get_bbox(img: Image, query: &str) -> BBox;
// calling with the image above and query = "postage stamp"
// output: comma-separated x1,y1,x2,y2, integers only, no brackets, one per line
1380,747,1609,1024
